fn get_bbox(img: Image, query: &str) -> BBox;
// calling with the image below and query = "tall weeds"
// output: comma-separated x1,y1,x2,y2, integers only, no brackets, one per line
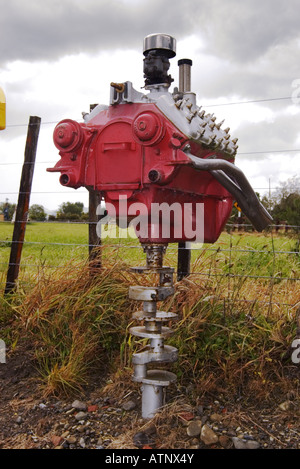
0,241,299,401
2,257,139,396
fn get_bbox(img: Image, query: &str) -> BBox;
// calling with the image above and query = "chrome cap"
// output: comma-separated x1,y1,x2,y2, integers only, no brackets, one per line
143,34,176,58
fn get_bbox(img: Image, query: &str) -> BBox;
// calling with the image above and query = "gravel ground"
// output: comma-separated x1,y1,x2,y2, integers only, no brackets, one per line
0,344,299,450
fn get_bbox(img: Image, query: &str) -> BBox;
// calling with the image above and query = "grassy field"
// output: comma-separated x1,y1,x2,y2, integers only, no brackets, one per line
0,221,299,399
1,220,299,279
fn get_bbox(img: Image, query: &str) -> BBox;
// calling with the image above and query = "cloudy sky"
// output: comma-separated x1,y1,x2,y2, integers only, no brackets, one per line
1,0,300,212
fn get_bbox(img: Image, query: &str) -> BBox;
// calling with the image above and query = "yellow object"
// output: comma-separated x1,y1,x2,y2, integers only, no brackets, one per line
234,202,241,212
0,87,6,130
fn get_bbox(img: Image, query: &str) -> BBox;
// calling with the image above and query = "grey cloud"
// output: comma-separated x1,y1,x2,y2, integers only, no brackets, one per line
2,0,300,161
233,111,300,159
2,0,300,87
196,0,300,64
189,40,300,114
196,64,296,103
0,0,193,66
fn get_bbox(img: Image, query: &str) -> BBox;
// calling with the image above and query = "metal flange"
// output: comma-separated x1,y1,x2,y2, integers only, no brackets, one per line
132,345,178,366
132,310,178,322
129,285,174,302
140,369,177,386
130,266,174,274
129,325,173,339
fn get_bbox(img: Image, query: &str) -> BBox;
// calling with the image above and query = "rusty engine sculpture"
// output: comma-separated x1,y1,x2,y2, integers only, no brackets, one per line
48,34,272,419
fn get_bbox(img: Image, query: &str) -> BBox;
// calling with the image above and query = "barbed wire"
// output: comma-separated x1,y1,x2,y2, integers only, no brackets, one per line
0,187,283,194
2,94,296,130
1,218,300,230
204,96,293,107
1,145,300,168
0,261,300,282
0,236,299,256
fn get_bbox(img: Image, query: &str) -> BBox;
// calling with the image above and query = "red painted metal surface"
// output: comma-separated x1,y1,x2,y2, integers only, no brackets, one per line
49,102,234,243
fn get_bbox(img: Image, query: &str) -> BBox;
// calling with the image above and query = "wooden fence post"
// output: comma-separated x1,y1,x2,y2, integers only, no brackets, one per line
177,242,191,281
5,116,41,294
88,189,102,269
87,103,103,272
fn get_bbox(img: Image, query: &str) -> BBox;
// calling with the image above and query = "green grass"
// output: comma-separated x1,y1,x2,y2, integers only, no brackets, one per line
0,221,89,270
1,221,299,279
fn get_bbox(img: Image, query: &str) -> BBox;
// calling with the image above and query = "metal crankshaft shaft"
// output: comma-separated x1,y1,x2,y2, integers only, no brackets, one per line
129,244,178,419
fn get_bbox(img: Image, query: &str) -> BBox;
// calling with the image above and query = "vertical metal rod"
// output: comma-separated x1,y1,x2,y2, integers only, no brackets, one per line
5,116,41,294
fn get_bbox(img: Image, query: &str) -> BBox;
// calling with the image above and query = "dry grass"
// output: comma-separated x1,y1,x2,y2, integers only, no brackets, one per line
2,255,138,397
0,237,299,403
107,397,196,449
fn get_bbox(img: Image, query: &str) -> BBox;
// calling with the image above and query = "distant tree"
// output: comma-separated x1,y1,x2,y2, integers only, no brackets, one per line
266,175,300,212
261,176,300,229
261,194,273,213
0,201,16,221
56,202,84,221
81,212,89,221
276,175,300,198
29,204,47,221
272,193,300,227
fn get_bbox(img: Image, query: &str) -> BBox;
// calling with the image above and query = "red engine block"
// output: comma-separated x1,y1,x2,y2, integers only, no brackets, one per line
49,102,234,244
